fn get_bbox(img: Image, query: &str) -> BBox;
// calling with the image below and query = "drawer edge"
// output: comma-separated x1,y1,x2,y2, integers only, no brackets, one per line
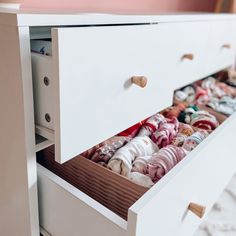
130,111,236,214
37,164,127,230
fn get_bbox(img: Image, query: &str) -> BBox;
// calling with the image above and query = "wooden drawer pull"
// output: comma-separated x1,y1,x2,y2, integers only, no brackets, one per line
222,43,231,49
181,53,194,61
131,76,148,88
188,202,206,218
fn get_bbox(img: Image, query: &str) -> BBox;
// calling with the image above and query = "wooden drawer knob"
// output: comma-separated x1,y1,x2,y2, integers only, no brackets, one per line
222,44,231,49
188,202,206,218
181,53,194,61
131,76,148,88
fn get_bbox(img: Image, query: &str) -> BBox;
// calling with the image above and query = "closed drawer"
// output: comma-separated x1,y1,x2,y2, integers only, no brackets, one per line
206,21,236,74
37,112,236,236
171,21,236,89
32,23,180,163
171,22,210,89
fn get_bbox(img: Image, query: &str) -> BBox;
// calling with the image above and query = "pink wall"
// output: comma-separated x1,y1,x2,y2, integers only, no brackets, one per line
1,0,216,13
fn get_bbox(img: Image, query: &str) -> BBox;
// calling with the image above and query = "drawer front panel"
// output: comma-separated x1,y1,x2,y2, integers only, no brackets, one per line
172,22,210,89
37,164,127,236
38,114,236,236
206,21,236,74
129,113,236,236
52,24,177,163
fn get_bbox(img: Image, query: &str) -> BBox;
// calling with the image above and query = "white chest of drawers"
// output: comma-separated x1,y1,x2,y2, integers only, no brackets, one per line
1,10,236,236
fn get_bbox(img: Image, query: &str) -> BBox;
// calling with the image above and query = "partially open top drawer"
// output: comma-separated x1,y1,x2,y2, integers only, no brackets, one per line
32,20,236,164
32,23,178,163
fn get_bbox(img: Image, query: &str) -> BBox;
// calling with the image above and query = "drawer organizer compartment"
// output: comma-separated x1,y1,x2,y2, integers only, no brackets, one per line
37,73,236,236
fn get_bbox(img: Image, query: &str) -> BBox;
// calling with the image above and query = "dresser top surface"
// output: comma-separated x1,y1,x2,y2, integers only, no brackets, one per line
1,8,236,27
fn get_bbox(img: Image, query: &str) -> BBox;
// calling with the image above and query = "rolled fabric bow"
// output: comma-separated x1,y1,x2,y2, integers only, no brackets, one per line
201,77,226,98
151,117,179,148
107,136,158,176
90,136,130,163
146,145,188,183
195,85,209,104
174,85,196,103
190,110,219,131
162,103,187,119
207,96,236,116
178,105,199,124
182,130,209,151
178,106,219,131
137,113,166,137
127,172,154,188
171,122,194,147
132,155,152,174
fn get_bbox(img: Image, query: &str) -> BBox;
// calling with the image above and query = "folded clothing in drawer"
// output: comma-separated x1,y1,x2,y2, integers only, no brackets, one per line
37,72,236,223
37,99,226,220
174,72,236,116
37,146,148,220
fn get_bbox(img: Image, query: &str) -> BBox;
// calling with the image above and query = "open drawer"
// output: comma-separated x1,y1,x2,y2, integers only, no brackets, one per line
37,112,236,236
32,20,235,164
32,23,181,163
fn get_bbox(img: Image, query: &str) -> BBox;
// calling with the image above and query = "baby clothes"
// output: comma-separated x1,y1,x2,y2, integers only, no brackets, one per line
146,145,187,183
179,106,219,131
207,96,236,116
197,105,227,124
171,123,194,147
174,76,236,108
201,77,226,99
131,155,152,174
137,113,166,137
195,85,210,104
226,69,236,87
215,69,236,88
178,105,200,123
91,136,130,164
151,117,179,148
107,136,158,176
162,102,187,119
182,130,209,151
118,120,146,138
174,85,196,103
127,172,154,188
217,81,236,97
189,110,219,131
81,143,105,159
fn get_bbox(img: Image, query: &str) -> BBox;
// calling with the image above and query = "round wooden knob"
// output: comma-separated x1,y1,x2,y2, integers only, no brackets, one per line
131,76,148,88
188,202,206,218
222,43,231,49
181,53,194,61
131,76,147,88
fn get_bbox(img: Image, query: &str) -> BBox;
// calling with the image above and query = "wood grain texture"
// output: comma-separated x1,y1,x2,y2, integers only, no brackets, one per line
37,145,147,220
188,203,206,218
37,164,127,236
37,113,236,236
